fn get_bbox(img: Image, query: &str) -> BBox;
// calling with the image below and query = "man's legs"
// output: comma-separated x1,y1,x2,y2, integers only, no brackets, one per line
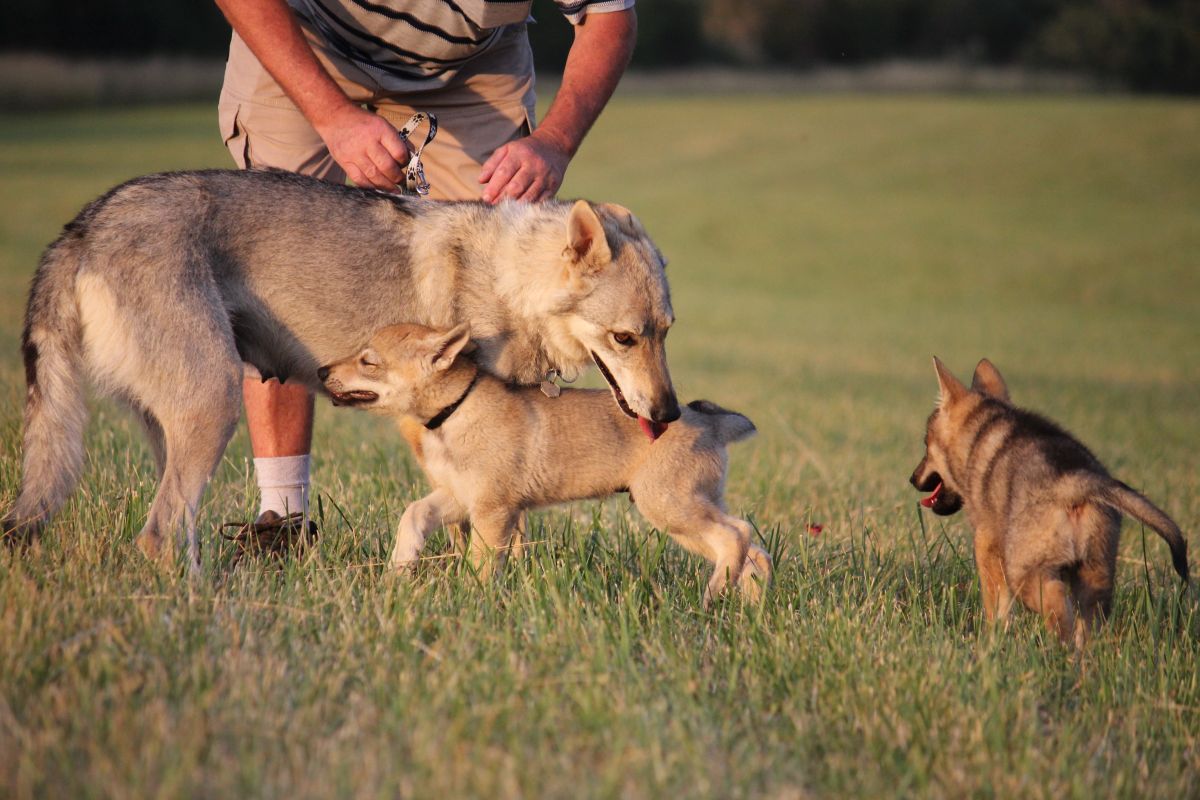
243,382,313,517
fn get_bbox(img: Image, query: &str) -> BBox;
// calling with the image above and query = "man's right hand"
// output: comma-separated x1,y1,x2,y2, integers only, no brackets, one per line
314,104,411,191
216,0,413,191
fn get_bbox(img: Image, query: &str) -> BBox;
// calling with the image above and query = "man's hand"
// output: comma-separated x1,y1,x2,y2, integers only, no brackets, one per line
478,9,636,204
479,130,571,203
314,105,410,191
216,0,411,191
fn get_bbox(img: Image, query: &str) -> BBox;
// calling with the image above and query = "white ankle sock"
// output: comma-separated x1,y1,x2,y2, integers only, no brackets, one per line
254,455,310,518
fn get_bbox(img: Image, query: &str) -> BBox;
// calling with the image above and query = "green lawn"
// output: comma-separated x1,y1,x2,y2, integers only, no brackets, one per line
0,95,1198,798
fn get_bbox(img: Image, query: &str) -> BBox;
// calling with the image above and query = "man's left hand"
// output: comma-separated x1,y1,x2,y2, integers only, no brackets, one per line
479,130,571,203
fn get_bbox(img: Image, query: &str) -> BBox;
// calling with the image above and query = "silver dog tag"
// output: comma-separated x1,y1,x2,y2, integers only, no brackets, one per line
540,369,562,398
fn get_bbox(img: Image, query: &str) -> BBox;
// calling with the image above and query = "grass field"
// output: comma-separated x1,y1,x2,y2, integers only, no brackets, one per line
0,95,1198,798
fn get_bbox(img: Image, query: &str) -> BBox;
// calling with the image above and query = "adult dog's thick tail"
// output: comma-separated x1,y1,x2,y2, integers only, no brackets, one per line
1103,480,1189,583
687,400,756,444
2,236,88,544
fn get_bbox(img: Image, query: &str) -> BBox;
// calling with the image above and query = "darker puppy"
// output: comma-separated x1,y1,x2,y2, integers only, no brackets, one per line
911,358,1188,647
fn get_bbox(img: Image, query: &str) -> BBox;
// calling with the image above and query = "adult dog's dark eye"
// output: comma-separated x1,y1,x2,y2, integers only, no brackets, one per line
359,356,377,368
612,332,636,347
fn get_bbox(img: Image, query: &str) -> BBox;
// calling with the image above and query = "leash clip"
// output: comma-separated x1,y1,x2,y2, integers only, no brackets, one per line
396,112,438,196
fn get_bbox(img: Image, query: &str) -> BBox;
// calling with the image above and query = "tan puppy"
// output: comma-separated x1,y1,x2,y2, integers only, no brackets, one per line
910,358,1189,647
320,323,772,604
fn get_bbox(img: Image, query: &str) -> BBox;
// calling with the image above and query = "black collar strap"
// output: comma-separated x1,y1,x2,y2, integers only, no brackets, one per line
424,372,479,430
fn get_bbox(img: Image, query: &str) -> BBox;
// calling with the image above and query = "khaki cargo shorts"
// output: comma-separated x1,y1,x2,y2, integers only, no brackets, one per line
218,19,537,201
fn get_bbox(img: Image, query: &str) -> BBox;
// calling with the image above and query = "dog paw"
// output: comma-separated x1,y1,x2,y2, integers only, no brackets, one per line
387,549,422,577
389,562,420,578
704,570,733,608
738,545,774,602
134,530,171,564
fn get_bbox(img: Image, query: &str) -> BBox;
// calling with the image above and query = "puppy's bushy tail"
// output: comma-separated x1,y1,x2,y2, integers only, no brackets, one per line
1102,480,1189,583
3,235,88,545
687,400,756,445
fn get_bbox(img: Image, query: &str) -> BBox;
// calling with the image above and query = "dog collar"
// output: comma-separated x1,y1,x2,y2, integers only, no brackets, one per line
424,372,479,430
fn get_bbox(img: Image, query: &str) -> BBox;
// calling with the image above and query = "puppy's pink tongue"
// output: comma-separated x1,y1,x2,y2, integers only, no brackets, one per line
920,481,943,508
638,417,668,441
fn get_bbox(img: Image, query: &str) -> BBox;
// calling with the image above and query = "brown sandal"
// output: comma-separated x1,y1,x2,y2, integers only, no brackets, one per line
221,510,318,564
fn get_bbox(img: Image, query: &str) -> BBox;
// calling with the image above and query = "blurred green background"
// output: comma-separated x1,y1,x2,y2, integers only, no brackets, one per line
3,0,1200,92
0,95,1198,797
2,2,1200,797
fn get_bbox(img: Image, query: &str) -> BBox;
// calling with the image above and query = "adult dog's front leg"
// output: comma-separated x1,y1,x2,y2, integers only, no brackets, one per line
390,488,467,574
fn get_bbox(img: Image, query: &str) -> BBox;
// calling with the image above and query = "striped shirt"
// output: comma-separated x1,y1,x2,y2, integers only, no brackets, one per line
289,0,635,80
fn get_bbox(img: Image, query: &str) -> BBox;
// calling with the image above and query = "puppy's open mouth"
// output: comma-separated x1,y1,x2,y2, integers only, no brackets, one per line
329,390,378,407
914,472,963,516
590,352,668,442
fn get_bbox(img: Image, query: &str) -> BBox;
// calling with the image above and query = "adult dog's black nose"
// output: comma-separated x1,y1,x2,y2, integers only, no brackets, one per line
652,398,682,424
317,366,331,382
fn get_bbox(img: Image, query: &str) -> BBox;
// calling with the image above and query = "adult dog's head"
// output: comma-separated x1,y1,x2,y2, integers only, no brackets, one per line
537,200,680,426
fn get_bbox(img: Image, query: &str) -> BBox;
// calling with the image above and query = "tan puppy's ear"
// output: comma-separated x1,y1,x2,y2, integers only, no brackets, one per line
933,356,967,407
971,358,1009,401
564,200,612,267
428,323,472,372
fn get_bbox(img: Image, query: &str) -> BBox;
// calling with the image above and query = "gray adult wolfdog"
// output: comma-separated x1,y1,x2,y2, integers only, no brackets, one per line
4,169,680,568
910,357,1188,647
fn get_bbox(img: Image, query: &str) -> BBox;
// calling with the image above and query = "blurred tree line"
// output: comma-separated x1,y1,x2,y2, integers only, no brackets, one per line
4,0,1198,92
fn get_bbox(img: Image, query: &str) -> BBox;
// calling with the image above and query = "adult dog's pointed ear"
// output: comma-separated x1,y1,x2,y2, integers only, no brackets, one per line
971,358,1009,401
564,200,612,270
933,357,967,407
596,202,645,237
427,323,472,372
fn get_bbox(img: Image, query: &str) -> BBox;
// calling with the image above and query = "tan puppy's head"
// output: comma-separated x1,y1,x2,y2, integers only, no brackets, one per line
317,323,474,416
909,357,1010,516
556,201,680,426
